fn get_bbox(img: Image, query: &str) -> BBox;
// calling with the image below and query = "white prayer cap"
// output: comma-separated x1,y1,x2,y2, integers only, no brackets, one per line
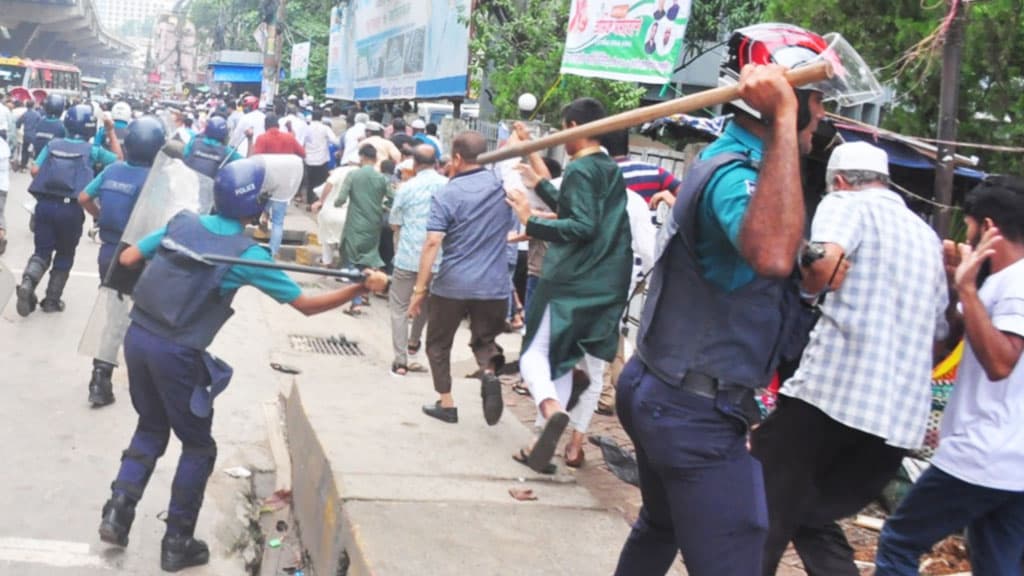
826,141,889,176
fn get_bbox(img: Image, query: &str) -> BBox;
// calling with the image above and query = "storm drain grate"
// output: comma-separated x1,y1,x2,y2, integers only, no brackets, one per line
289,334,364,356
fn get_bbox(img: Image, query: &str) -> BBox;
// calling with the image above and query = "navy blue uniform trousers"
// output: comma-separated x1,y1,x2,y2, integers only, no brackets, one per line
34,198,85,271
613,356,768,576
112,323,217,536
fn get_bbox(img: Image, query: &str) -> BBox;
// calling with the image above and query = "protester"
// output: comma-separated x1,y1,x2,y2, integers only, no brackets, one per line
231,96,264,157
411,118,441,160
312,161,359,268
0,131,9,255
252,114,306,157
361,121,402,169
334,144,392,314
303,109,340,205
507,100,632,473
408,131,512,426
611,23,881,576
874,175,1024,576
340,112,368,165
602,129,682,207
388,144,448,376
752,141,948,576
390,117,416,152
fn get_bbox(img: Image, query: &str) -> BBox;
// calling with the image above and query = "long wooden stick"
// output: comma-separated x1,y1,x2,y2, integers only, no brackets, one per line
477,62,834,164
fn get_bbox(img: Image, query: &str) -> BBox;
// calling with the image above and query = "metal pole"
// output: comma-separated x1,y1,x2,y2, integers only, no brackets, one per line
932,0,967,239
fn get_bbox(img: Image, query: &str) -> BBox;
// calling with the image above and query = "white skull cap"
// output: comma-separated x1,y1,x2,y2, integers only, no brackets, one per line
827,141,889,176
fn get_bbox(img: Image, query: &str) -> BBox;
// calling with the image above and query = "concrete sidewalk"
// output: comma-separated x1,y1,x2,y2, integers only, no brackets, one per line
256,205,637,575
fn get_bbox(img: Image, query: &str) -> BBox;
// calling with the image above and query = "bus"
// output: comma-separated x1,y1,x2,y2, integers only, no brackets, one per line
0,56,82,103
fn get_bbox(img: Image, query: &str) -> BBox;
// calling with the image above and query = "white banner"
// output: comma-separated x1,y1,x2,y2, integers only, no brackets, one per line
290,41,310,80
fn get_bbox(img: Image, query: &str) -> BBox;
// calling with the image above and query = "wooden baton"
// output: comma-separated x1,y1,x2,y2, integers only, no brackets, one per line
476,61,834,165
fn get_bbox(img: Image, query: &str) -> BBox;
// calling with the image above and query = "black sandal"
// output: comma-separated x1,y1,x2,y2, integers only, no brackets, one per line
408,340,422,356
390,362,408,377
527,412,570,473
513,448,555,475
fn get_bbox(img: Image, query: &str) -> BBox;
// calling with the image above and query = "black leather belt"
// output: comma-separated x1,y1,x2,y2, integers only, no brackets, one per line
681,371,760,425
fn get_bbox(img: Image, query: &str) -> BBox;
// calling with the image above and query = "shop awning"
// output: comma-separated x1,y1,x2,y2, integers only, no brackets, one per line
208,64,262,83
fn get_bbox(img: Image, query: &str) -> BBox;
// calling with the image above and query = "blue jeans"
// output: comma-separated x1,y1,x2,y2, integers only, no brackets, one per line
876,465,1024,576
524,274,539,314
613,356,768,576
267,199,287,257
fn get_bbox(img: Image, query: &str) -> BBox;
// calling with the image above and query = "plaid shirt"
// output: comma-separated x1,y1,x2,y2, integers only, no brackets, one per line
781,188,948,449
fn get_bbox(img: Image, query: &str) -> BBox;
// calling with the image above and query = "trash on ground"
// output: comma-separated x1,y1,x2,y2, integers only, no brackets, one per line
223,466,252,479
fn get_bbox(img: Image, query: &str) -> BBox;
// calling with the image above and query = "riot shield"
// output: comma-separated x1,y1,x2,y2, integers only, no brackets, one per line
197,171,215,215
78,150,203,365
0,259,15,313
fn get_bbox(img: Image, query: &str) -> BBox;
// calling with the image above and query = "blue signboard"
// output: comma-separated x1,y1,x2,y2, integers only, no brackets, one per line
326,0,471,101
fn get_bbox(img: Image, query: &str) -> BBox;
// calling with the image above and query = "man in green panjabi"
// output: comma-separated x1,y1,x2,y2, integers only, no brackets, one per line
507,97,632,473
335,143,393,312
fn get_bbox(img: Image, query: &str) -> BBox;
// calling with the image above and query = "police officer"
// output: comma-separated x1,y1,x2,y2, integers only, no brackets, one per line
78,116,166,407
182,116,242,179
15,104,123,317
95,101,132,154
611,24,880,576
33,94,67,157
97,158,388,572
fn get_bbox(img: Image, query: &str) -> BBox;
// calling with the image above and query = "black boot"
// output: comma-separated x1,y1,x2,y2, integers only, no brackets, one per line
15,255,47,317
89,360,116,407
98,493,136,547
40,268,69,313
161,534,210,572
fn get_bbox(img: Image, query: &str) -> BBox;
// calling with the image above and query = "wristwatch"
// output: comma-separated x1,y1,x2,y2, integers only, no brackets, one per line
413,285,428,295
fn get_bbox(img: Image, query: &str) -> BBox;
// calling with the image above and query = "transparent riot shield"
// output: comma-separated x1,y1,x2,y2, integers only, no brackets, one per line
0,259,15,313
78,151,203,364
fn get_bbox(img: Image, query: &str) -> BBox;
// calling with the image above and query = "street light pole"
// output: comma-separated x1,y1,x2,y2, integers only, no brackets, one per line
932,0,967,239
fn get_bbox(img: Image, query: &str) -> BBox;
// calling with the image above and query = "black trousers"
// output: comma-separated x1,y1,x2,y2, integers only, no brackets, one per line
304,163,329,204
751,396,905,576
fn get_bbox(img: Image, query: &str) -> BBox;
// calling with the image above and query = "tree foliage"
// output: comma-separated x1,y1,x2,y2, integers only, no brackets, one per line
188,0,331,99
765,0,1024,174
468,0,645,121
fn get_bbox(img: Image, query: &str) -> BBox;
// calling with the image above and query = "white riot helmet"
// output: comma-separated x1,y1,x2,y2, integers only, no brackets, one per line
111,101,133,123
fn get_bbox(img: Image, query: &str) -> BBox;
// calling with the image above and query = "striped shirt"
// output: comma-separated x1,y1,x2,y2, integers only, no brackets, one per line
615,158,682,204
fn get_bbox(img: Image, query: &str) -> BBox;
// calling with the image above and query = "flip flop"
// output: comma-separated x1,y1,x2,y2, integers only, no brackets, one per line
343,307,364,317
407,362,428,373
511,382,531,397
513,448,555,475
527,411,569,474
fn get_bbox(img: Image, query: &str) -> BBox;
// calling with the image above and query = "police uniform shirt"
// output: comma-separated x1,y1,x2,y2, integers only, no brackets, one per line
35,137,119,169
135,214,302,303
183,136,244,164
82,161,149,199
694,121,765,292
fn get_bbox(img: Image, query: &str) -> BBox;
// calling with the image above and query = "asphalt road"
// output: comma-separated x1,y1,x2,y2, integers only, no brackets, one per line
0,168,281,575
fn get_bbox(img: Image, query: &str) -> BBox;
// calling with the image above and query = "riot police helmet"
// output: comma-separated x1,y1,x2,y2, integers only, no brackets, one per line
43,93,66,117
64,104,97,139
124,116,167,167
214,158,267,220
204,116,229,143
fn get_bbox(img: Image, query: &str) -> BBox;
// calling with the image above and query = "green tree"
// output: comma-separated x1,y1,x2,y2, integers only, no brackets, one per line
468,0,645,121
189,0,332,100
765,0,1024,174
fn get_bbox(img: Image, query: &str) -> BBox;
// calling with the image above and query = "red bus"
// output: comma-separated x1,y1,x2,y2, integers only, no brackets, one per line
0,56,82,103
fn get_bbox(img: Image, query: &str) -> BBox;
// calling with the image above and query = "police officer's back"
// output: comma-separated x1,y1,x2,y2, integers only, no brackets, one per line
182,116,241,179
14,104,122,317
33,94,68,159
78,116,166,408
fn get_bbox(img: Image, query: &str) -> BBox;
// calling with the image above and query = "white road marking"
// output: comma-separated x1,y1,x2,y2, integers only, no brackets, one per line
0,537,109,568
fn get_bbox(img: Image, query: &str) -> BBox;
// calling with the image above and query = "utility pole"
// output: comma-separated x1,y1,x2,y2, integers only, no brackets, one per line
932,0,967,239
260,0,288,107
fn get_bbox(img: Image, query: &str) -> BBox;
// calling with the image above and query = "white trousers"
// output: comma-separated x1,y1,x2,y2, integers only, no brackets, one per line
520,306,606,433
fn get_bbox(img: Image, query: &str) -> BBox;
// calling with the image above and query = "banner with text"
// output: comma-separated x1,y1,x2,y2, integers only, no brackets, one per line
326,0,472,101
290,41,310,80
560,0,692,84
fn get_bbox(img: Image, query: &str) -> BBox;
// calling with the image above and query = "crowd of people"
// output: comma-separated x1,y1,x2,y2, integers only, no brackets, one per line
2,18,1022,576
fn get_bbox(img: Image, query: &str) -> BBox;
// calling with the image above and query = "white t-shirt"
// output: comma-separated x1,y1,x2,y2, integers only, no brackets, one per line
932,258,1024,490
259,154,305,202
0,138,9,191
303,122,338,166
279,114,308,147
232,110,266,157
340,122,366,166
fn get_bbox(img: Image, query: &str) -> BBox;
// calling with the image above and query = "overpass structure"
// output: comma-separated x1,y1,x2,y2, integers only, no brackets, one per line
0,0,135,64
